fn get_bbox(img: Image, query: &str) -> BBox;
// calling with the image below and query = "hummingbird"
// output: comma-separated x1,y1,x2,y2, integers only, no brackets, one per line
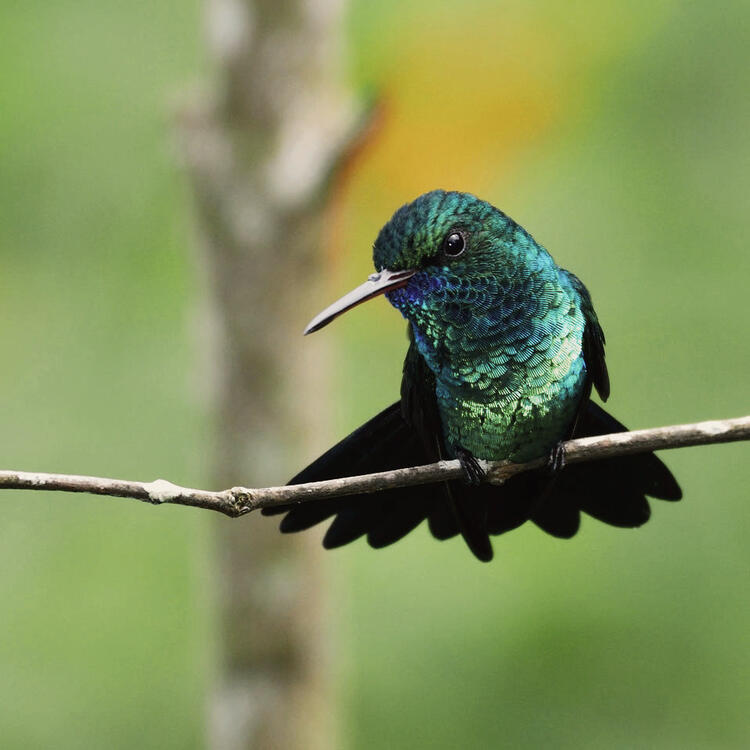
263,190,681,561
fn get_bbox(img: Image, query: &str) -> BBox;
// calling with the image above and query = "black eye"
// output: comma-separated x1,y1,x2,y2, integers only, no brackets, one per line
443,231,466,257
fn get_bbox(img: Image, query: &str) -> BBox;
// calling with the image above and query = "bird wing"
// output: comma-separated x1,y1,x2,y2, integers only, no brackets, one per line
262,332,453,550
561,269,610,401
399,332,443,458
528,400,682,538
261,398,438,548
523,270,683,538
526,271,680,537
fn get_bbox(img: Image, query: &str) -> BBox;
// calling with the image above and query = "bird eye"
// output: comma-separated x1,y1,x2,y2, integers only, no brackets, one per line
443,231,466,258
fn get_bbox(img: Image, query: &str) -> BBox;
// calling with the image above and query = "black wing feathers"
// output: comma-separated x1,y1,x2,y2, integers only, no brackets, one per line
262,400,436,548
529,401,681,537
562,269,610,401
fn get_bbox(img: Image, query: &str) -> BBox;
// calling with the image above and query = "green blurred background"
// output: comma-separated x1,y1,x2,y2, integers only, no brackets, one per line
1,0,748,747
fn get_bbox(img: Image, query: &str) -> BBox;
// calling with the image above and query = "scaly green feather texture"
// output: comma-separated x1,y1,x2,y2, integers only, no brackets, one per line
377,190,594,462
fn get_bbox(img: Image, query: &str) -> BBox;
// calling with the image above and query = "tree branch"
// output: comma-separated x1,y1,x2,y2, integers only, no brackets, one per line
2,415,748,518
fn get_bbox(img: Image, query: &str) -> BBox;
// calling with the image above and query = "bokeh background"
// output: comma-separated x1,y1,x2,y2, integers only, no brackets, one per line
1,0,748,747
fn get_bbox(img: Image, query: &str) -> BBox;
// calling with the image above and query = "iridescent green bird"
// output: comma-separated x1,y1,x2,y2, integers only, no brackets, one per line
263,190,681,561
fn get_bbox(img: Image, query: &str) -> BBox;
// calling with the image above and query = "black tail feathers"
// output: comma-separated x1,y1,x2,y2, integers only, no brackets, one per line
263,400,681,561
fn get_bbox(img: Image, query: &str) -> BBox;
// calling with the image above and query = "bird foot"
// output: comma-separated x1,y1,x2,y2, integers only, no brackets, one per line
546,441,566,475
454,446,486,485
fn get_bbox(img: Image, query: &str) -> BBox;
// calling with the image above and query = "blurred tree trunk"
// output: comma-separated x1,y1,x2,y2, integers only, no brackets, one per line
177,0,355,747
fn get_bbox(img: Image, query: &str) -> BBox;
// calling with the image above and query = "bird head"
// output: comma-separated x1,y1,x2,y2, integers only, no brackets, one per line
304,190,540,337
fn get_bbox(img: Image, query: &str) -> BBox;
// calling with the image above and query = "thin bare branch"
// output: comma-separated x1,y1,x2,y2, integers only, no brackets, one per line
1,415,748,517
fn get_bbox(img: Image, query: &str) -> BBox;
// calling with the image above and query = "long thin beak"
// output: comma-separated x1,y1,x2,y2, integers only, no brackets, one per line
304,268,416,335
